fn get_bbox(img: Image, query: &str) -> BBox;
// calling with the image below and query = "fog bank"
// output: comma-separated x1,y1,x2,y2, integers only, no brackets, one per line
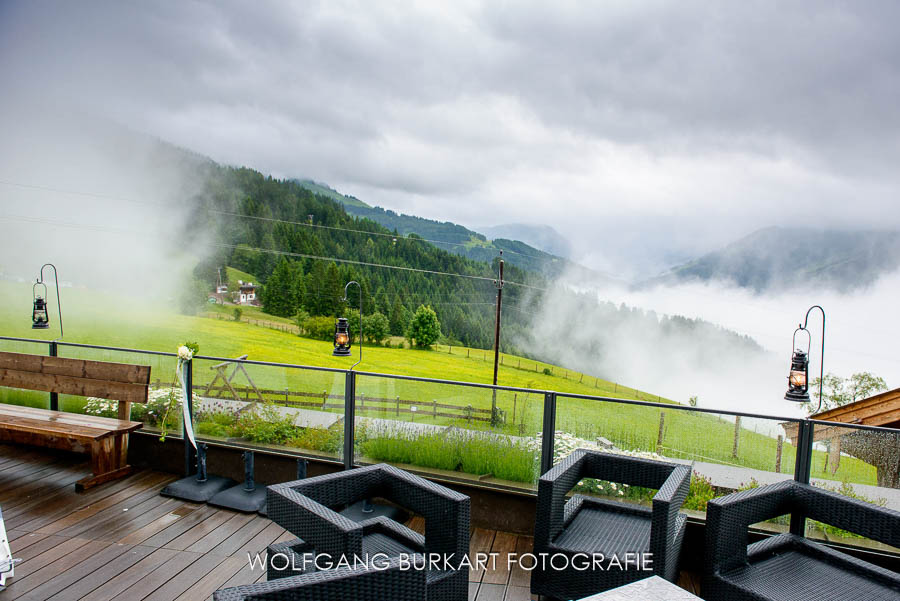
524,269,900,419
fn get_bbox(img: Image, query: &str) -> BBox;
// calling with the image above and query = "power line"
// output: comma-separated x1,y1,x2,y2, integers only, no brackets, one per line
0,179,557,264
0,213,547,291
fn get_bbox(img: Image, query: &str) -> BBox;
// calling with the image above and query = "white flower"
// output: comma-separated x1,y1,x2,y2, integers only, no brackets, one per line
177,345,194,360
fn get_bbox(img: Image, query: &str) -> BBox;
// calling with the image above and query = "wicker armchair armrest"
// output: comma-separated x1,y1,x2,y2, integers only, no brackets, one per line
794,482,900,548
379,464,470,560
705,479,795,573
650,464,690,570
267,482,364,560
535,449,591,548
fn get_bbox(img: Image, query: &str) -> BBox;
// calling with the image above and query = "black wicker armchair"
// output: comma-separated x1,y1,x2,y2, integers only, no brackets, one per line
703,479,900,601
266,463,469,601
531,448,691,600
214,556,426,601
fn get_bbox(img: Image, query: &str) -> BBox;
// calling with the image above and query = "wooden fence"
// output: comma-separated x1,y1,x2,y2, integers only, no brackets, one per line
152,380,493,423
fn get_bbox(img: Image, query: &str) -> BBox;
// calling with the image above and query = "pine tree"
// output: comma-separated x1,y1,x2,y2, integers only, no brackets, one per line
261,257,298,317
389,297,409,336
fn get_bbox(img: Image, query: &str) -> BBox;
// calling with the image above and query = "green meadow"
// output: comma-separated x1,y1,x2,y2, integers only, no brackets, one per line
0,281,878,489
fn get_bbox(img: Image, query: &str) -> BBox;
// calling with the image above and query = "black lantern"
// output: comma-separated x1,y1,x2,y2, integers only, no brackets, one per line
333,317,351,356
784,306,825,412
784,349,810,403
32,283,49,329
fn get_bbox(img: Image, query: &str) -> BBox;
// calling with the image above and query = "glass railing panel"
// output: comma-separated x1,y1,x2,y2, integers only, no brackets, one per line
554,395,796,519
190,357,344,462
54,345,181,430
354,374,541,491
805,421,900,553
0,338,53,408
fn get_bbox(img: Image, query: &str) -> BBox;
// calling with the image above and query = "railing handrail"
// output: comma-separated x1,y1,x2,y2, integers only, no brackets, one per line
4,334,892,427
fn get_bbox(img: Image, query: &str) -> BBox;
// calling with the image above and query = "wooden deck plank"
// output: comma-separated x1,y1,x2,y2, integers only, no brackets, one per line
10,470,172,531
40,473,174,536
173,555,246,601
43,545,158,601
482,531,517,585
164,510,235,551
93,497,187,542
206,515,270,557
11,542,136,601
2,540,109,601
233,520,286,559
212,557,261,597
79,547,180,601
0,463,89,511
116,504,201,545
7,531,52,553
141,505,219,548
469,581,480,601
503,584,536,600
1,466,124,521
141,552,228,601
508,535,533,588
185,512,255,554
474,582,506,601
109,550,200,600
469,527,496,583
6,537,90,582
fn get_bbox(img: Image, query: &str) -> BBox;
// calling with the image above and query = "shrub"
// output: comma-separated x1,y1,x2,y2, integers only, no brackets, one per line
542,367,552,376
683,472,717,511
302,315,336,341
234,403,299,444
233,307,243,321
287,426,342,454
406,305,441,348
364,312,390,344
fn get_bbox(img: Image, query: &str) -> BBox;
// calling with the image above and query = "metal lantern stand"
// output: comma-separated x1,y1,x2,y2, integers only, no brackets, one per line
332,281,407,524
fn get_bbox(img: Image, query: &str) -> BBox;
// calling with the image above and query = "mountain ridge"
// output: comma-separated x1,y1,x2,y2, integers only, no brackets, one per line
644,226,900,292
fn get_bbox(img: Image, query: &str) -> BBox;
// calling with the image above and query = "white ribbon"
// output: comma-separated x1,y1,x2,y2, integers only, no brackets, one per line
176,358,197,450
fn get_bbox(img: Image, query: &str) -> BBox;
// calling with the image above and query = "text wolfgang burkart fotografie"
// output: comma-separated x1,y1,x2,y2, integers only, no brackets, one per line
250,551,654,573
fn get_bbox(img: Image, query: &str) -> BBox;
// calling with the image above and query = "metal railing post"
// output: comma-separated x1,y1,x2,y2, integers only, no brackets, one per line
344,370,356,470
540,392,557,475
184,358,196,476
48,341,58,411
790,419,814,535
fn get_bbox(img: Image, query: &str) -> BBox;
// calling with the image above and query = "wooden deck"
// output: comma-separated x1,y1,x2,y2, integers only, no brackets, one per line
0,445,699,600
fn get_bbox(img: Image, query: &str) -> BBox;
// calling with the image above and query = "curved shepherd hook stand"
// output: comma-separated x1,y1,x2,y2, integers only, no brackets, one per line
798,305,825,414
38,263,64,341
343,281,363,371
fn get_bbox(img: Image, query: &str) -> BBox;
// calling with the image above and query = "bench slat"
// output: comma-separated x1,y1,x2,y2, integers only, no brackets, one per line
0,403,142,432
0,368,149,403
0,352,151,387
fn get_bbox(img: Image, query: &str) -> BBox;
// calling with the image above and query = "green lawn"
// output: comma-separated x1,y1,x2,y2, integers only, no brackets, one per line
0,280,879,490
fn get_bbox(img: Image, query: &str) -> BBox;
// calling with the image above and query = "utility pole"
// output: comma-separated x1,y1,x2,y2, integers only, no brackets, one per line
491,252,504,426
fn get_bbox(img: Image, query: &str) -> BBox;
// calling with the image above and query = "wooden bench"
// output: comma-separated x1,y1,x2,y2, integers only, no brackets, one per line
0,351,150,491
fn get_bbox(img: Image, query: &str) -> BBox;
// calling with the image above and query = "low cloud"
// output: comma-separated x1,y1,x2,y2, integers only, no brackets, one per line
520,267,900,421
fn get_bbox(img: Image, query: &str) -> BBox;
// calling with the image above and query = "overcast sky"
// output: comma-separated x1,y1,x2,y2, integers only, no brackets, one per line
3,0,900,278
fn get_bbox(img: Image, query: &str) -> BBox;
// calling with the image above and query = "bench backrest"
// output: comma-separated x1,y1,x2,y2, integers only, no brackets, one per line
0,351,151,419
